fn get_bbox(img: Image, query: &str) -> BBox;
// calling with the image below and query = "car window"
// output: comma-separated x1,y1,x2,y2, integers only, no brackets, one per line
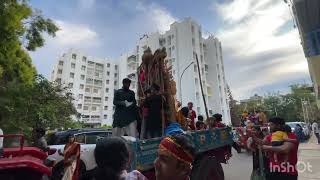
78,132,109,144
75,134,85,144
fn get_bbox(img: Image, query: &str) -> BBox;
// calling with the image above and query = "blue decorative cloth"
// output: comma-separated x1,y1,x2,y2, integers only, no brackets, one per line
165,122,184,136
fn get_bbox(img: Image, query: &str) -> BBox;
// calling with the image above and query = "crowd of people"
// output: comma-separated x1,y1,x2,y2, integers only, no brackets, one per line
2,77,319,180
112,78,227,139
247,117,299,180
240,110,268,128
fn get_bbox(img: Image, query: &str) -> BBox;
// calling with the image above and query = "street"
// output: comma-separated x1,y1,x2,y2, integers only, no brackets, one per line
223,149,252,180
222,136,320,180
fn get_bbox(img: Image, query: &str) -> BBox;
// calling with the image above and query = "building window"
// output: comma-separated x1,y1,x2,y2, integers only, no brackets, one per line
78,94,83,99
193,51,197,59
94,79,102,86
83,106,89,110
80,84,84,89
85,87,90,92
191,25,195,34
105,97,108,101
77,104,82,109
194,65,197,72
168,36,171,45
68,83,73,88
114,81,117,86
107,63,110,67
93,88,98,93
209,110,213,115
86,78,93,84
88,61,94,66
92,106,97,111
58,69,62,74
195,78,198,84
72,54,76,59
71,63,76,68
168,48,171,57
217,64,220,71
173,70,175,75
81,65,86,71
107,71,110,76
56,78,62,84
70,72,75,78
82,56,87,62
81,75,85,80
95,72,99,77
172,46,175,51
192,38,195,47
114,73,118,78
115,65,118,70
59,61,63,65
104,115,108,119
106,88,109,93
84,96,91,102
205,64,209,72
104,106,108,110
92,97,102,103
106,80,109,84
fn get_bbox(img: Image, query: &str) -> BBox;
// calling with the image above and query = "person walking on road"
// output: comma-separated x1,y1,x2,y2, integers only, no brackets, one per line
262,117,299,180
113,78,138,137
312,121,320,144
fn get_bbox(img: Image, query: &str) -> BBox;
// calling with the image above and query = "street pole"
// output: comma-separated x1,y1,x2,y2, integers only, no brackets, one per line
179,61,194,104
195,54,209,120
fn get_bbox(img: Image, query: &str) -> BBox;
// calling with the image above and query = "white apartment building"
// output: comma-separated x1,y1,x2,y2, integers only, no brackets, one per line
119,18,231,124
50,49,119,127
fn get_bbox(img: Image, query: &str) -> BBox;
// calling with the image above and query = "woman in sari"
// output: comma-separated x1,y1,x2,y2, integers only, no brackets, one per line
60,135,81,180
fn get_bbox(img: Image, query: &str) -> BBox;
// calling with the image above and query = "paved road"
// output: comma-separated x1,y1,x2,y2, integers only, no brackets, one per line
222,149,252,180
298,135,320,180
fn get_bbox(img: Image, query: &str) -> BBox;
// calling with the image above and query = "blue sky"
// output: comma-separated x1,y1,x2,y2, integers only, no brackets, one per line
29,0,311,100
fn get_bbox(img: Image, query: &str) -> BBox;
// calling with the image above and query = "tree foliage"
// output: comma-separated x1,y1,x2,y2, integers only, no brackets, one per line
0,1,79,140
0,75,79,139
236,84,319,122
226,85,241,126
0,0,58,85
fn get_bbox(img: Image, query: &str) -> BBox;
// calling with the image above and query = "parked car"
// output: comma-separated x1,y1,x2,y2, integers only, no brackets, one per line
287,122,311,138
47,128,112,180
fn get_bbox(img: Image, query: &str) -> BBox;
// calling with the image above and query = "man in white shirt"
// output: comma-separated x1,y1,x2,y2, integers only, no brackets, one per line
312,121,320,144
0,127,3,157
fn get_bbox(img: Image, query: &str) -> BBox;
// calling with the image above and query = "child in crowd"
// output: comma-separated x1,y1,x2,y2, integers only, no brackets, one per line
271,125,288,163
196,115,206,130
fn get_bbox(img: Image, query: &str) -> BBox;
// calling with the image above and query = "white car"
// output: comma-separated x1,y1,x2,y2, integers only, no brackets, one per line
47,129,112,180
287,122,311,138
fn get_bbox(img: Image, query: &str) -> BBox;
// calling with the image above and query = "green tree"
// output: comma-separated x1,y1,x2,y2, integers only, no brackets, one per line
226,85,241,126
0,0,66,139
0,0,58,85
262,84,319,122
1,75,79,139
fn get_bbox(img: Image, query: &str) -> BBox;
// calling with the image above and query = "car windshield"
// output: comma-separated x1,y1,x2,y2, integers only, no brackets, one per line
287,123,297,128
